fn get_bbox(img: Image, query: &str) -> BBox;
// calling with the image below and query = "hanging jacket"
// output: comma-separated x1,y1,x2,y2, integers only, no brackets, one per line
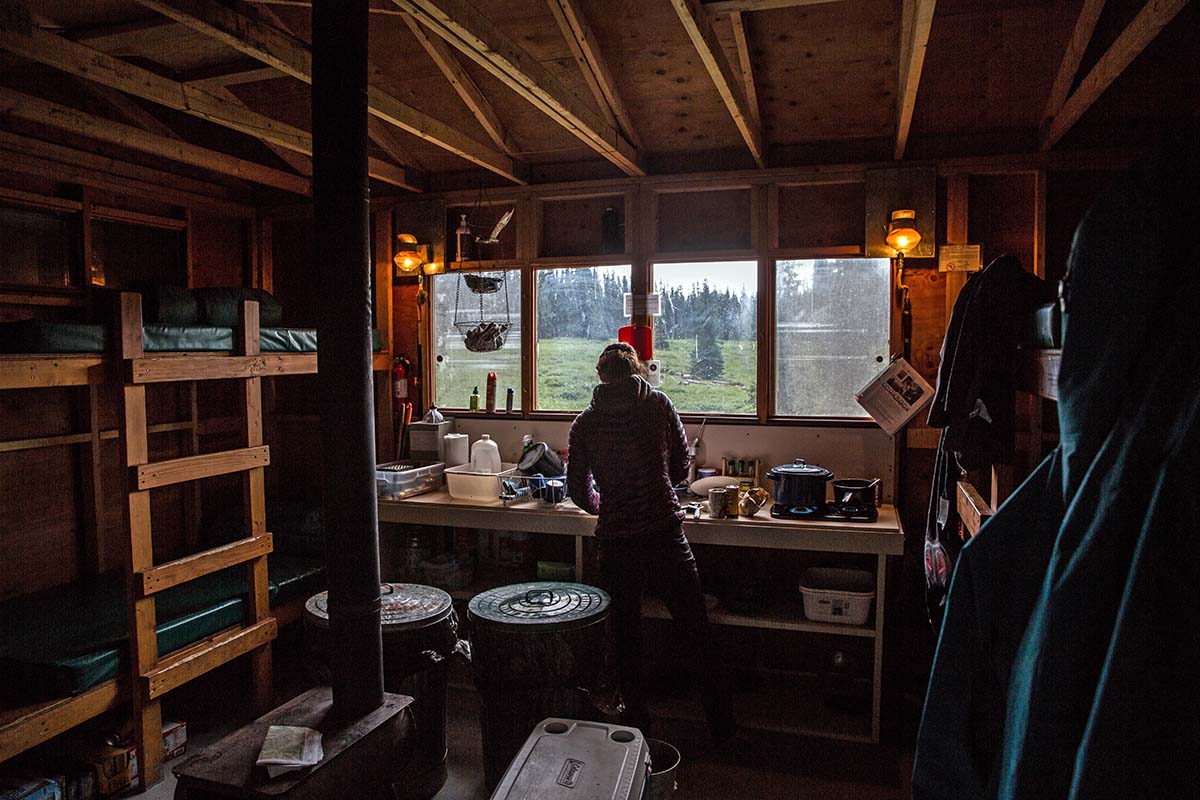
567,375,690,538
914,125,1200,800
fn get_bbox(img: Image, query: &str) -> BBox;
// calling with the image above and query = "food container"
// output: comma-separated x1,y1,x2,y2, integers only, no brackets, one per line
799,567,875,626
444,463,517,500
724,483,740,517
707,488,728,519
375,461,445,499
766,459,833,508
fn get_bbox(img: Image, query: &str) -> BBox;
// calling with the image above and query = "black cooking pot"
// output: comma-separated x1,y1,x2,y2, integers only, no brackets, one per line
765,459,833,508
832,478,881,510
518,442,564,477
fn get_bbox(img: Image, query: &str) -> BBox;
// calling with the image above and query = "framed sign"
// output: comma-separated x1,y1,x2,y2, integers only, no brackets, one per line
939,244,982,272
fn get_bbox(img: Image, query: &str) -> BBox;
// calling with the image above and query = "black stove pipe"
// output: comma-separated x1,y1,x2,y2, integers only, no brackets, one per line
312,0,384,719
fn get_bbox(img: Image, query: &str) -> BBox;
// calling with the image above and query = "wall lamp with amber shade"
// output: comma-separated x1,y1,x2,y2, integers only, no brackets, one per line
886,209,921,359
393,233,427,276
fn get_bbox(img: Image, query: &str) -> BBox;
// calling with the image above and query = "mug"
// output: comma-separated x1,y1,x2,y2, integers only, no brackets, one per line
707,488,728,519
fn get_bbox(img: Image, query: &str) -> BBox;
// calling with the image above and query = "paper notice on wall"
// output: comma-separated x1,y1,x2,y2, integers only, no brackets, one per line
855,357,934,435
623,292,661,317
939,244,982,272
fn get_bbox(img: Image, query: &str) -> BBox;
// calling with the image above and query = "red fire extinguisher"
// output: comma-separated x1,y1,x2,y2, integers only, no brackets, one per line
391,356,409,409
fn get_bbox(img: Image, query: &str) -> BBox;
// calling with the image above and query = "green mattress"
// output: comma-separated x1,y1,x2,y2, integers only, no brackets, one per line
0,555,323,703
0,320,383,354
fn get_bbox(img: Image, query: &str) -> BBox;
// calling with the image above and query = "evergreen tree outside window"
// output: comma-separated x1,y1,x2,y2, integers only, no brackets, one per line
535,265,632,410
653,261,757,414
774,258,891,417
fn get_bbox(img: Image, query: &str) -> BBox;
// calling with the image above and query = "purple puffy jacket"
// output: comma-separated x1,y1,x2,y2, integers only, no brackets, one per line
567,375,690,538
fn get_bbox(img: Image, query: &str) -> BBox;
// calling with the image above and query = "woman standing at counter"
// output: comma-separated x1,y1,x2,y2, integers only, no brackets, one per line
567,342,735,742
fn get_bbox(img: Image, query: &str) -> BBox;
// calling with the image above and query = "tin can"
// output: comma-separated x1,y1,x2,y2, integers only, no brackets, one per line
725,483,741,517
707,488,728,519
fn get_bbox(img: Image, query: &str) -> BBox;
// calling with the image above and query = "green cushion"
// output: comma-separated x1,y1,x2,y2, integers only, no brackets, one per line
268,554,325,603
0,321,381,354
193,287,284,327
143,284,201,325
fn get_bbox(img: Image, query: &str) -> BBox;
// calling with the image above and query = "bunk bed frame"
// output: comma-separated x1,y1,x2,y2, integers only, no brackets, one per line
0,294,336,786
956,347,1061,538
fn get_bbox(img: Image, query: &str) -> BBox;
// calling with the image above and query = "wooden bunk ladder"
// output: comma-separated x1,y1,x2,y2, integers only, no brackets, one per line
116,293,277,789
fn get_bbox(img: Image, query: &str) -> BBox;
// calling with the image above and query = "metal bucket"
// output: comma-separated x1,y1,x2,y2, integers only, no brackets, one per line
646,739,680,800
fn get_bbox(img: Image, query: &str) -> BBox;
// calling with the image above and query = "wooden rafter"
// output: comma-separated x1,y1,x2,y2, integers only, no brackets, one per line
1041,0,1190,150
668,0,766,167
728,11,760,130
128,0,524,183
389,0,644,176
702,0,841,11
79,83,178,139
894,0,937,160
545,0,642,150
1041,0,1106,138
0,86,311,194
368,115,425,172
205,84,313,176
181,60,281,89
400,12,516,155
68,17,177,51
0,14,418,190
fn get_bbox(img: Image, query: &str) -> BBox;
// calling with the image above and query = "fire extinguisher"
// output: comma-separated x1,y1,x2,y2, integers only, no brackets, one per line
391,356,409,410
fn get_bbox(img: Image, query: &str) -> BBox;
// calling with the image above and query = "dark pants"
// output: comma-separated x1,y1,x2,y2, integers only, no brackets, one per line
599,527,735,741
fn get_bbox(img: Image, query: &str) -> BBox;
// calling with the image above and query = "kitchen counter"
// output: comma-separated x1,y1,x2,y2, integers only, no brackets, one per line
378,490,903,556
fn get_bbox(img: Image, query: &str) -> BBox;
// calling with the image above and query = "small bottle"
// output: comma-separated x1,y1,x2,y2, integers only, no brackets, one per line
520,434,534,460
485,372,497,413
505,387,514,414
469,386,480,412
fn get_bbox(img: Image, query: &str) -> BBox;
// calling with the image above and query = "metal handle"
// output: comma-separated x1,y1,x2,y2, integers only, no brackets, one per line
793,459,806,466
525,589,555,606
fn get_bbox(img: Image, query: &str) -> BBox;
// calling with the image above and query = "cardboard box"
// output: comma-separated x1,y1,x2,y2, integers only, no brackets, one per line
85,720,187,796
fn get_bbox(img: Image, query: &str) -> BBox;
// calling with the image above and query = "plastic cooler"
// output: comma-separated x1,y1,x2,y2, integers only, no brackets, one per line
799,567,875,625
488,718,649,800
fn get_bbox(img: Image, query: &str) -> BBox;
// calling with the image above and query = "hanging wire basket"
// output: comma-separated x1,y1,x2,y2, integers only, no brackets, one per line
453,270,512,352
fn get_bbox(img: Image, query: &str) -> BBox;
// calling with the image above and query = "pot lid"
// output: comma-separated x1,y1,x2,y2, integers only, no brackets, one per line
305,583,453,631
768,459,833,479
468,582,609,629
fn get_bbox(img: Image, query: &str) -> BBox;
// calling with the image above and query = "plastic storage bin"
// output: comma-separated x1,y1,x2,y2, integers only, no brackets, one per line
376,461,445,499
445,463,516,501
799,567,875,626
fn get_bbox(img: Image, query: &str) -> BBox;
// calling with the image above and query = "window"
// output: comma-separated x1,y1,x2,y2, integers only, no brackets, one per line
535,265,631,410
0,204,81,289
432,270,522,409
653,261,757,415
774,258,891,417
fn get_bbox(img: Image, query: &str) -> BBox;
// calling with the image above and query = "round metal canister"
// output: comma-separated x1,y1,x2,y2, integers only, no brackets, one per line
467,582,610,790
707,488,728,518
724,483,741,517
305,583,460,800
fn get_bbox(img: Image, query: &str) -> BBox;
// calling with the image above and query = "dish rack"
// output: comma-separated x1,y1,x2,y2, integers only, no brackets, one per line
498,474,567,507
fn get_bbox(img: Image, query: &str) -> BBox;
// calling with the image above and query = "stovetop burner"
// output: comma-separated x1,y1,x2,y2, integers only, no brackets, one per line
771,503,878,522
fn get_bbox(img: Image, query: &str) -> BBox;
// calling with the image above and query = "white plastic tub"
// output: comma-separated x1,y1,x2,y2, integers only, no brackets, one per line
799,567,875,626
444,462,516,501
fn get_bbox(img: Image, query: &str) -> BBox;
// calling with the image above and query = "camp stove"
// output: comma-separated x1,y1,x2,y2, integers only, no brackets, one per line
770,503,878,523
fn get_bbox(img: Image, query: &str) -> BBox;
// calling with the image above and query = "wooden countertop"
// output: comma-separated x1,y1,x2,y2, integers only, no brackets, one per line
379,490,903,555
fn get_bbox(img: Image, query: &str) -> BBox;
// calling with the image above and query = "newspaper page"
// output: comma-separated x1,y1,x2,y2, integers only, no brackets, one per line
257,726,323,779
855,357,933,435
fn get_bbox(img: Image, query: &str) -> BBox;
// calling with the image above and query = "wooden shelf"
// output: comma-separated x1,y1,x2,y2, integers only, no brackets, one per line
1022,348,1061,401
0,679,126,762
956,479,994,539
643,597,875,638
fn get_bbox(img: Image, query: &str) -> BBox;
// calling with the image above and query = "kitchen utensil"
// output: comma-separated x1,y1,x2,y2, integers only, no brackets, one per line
765,459,833,509
832,477,882,509
517,441,565,476
707,488,728,519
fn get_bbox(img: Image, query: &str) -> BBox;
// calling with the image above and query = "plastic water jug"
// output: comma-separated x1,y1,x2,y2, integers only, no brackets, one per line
470,434,502,474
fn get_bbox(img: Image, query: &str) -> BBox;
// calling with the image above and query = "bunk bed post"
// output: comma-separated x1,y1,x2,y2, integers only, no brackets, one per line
237,300,274,713
115,292,165,789
312,0,385,721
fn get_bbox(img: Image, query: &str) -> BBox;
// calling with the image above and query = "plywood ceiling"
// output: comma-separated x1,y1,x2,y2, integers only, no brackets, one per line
4,0,1196,193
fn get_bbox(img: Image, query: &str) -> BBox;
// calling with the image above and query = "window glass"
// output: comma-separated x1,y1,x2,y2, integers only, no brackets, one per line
652,261,757,414
432,270,522,409
0,205,81,288
774,258,891,417
535,265,632,410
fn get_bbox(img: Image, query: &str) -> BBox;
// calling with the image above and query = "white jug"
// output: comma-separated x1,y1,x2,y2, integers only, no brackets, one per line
470,434,502,474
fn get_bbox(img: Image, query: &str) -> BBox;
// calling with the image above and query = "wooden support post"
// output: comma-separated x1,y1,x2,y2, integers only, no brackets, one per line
944,175,969,321
76,384,104,575
115,293,164,790
237,301,274,713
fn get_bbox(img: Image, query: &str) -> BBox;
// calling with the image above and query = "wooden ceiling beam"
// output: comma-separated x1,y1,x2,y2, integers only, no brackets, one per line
728,11,760,130
79,83,179,139
545,0,642,150
894,0,937,160
399,12,516,155
0,85,311,194
1041,0,1190,150
204,84,313,176
668,0,766,167
128,0,525,183
181,60,282,88
388,0,644,176
0,11,419,191
67,17,177,52
1040,0,1105,140
701,0,842,13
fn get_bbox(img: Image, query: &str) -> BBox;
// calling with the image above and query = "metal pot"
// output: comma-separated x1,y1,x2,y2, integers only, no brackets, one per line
517,442,564,477
765,459,833,508
832,478,881,510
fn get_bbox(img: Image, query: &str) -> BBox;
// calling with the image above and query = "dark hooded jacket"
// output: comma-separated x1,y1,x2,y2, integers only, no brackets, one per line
567,375,690,538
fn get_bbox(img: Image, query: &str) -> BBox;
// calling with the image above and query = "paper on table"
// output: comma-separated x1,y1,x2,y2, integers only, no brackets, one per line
256,725,323,779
